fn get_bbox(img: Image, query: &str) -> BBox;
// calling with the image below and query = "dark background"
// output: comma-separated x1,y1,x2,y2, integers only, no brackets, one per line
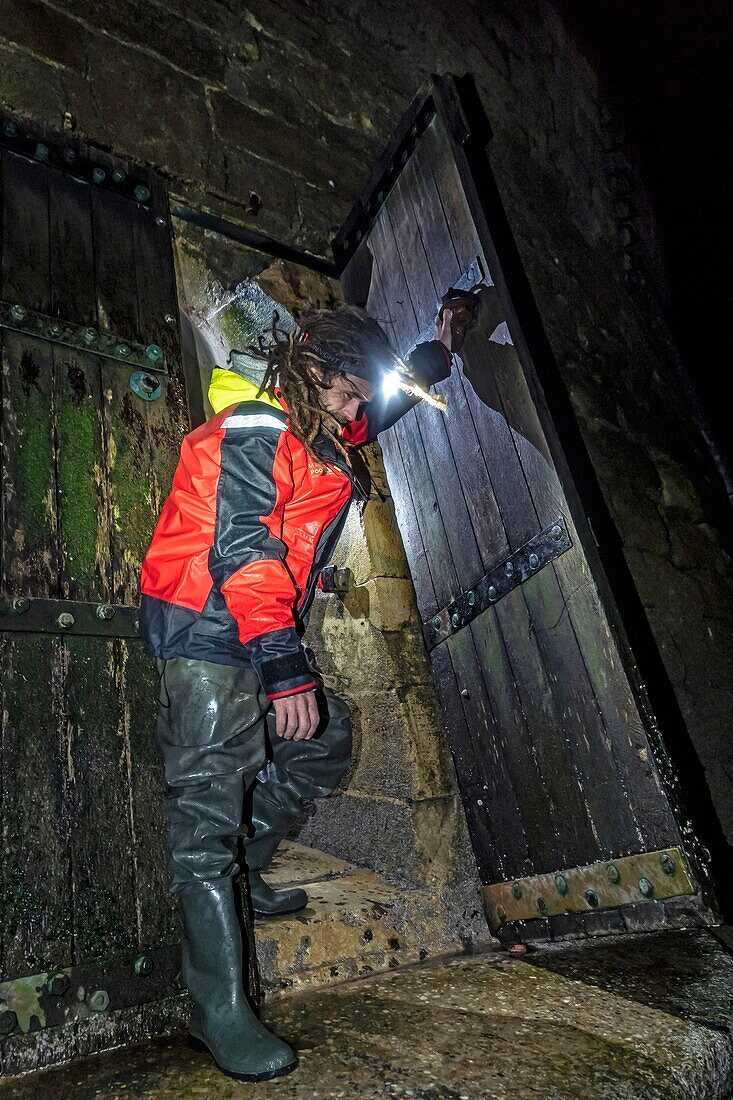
559,0,732,461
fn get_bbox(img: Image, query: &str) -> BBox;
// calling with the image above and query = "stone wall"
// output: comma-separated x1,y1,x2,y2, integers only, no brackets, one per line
2,0,732,848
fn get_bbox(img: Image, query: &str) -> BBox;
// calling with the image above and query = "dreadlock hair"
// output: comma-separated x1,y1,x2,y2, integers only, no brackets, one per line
242,302,409,461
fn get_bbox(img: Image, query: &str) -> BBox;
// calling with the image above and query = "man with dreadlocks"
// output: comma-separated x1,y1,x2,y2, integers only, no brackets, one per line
138,302,453,1082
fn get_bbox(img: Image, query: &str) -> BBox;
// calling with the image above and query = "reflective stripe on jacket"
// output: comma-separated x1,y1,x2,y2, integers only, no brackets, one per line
139,340,451,698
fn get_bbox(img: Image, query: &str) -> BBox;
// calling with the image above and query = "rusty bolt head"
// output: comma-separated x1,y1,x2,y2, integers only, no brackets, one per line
607,863,621,884
554,874,569,896
551,525,563,540
133,955,153,976
57,612,75,629
495,905,507,924
511,883,522,900
86,989,109,1013
451,612,460,628
155,215,166,226
81,327,98,344
584,888,600,909
638,877,654,898
0,1010,18,1035
10,596,29,614
528,553,539,570
432,617,442,633
91,167,106,184
488,585,498,600
95,604,115,621
44,972,70,997
467,590,476,606
536,897,549,916
111,168,125,184
133,184,151,203
660,852,676,876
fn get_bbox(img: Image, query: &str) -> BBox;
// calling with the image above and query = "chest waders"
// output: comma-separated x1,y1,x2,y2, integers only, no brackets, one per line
155,654,352,1080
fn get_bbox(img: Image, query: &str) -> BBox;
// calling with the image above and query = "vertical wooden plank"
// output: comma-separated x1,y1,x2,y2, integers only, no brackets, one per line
0,635,71,979
131,173,189,513
369,215,462,612
1,150,58,598
66,636,138,962
467,613,568,870
391,153,509,571
92,186,155,604
441,629,531,882
357,239,439,617
122,640,177,949
49,166,112,603
383,180,487,590
430,642,504,885
378,426,438,620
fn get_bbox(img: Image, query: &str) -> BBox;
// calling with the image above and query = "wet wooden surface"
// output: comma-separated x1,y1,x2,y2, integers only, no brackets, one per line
341,110,690,940
0,145,213,1012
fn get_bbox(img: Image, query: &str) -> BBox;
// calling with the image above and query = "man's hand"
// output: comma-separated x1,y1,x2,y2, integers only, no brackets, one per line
272,690,320,741
435,307,453,351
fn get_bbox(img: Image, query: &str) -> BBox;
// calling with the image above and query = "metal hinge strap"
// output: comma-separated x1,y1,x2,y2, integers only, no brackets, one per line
482,846,696,932
0,301,167,374
424,516,572,649
1,597,139,639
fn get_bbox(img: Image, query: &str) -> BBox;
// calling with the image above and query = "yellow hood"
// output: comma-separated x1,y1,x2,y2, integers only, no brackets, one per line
208,368,283,415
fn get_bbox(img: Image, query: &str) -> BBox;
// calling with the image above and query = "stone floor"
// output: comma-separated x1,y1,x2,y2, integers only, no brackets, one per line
4,928,733,1099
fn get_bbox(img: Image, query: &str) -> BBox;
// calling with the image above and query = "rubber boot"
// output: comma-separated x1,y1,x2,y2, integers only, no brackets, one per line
244,691,352,917
246,830,309,917
180,880,297,1081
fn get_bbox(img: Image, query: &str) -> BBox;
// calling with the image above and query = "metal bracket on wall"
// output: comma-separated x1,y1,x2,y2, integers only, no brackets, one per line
482,847,696,932
1,111,155,210
424,516,572,649
0,301,167,374
0,945,182,1038
1,597,139,639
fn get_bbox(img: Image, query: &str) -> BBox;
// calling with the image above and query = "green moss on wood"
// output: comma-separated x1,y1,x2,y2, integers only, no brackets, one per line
110,432,155,569
57,396,102,586
16,388,55,551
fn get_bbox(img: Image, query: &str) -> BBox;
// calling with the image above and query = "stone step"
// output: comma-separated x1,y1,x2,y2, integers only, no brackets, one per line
254,841,467,996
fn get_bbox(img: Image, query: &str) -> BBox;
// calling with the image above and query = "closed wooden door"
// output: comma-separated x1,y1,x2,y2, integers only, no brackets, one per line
336,76,716,942
0,124,190,1065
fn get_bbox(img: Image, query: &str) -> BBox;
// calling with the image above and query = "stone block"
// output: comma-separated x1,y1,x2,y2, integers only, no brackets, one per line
398,683,459,800
209,90,364,199
73,36,211,183
58,0,229,84
359,577,417,634
362,495,412,579
0,0,89,72
0,41,85,125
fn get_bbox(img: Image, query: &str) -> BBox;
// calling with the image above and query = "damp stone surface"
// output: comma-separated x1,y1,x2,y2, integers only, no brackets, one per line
3,928,733,1099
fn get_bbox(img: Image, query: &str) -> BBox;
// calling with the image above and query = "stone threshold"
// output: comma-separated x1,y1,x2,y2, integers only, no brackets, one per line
255,840,480,998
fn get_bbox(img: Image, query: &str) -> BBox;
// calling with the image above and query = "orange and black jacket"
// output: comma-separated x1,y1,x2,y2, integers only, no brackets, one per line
139,340,450,699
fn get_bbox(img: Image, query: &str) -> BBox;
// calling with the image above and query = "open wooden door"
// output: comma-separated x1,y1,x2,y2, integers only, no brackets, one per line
335,75,718,943
0,118,208,1071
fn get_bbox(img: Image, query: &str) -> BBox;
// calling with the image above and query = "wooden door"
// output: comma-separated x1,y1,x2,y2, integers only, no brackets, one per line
0,121,193,1069
336,76,717,943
